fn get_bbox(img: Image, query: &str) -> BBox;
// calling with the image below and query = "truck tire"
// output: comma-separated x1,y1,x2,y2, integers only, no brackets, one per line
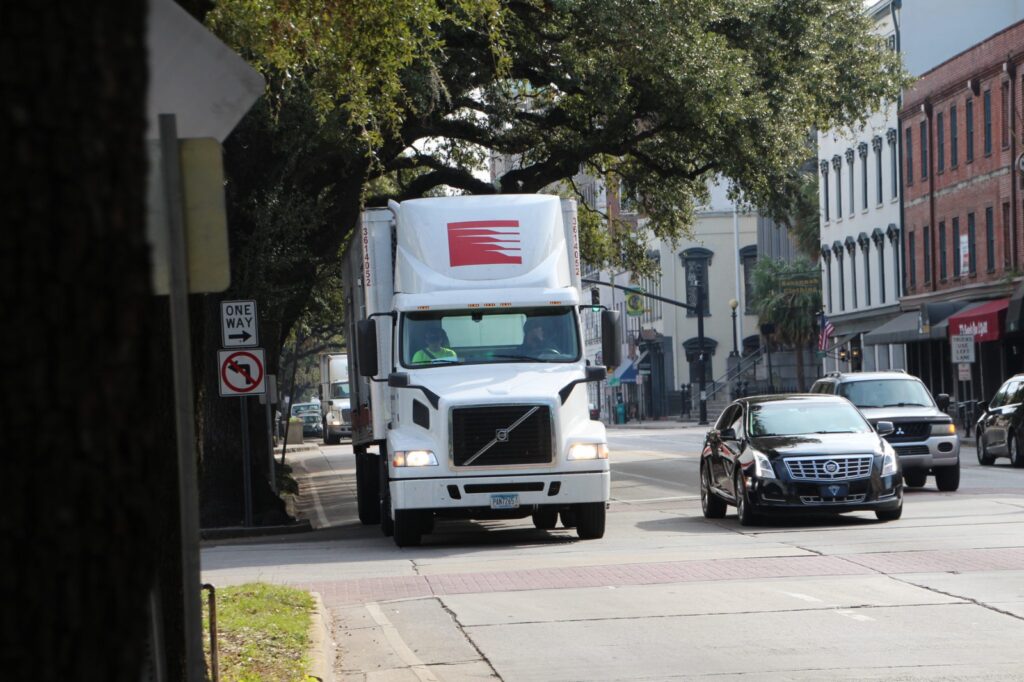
532,509,558,530
379,454,393,537
903,469,927,488
934,461,960,492
559,509,577,529
575,503,606,540
393,510,422,547
355,450,380,525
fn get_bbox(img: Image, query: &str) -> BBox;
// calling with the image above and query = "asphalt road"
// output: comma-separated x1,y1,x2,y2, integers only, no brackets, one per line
203,428,1024,681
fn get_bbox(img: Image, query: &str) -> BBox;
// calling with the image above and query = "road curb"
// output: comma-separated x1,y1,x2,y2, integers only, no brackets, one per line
200,519,313,540
307,591,335,682
274,442,321,455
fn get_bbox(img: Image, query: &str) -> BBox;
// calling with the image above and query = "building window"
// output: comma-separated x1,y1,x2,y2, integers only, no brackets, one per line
681,248,712,317
847,149,855,216
887,128,898,199
873,229,886,304
740,245,757,314
833,155,843,219
937,111,945,172
873,136,883,205
920,120,928,179
923,225,932,283
846,238,858,308
986,207,995,273
834,243,845,311
953,216,961,276
1002,81,1011,149
859,143,868,210
1004,202,1012,270
822,246,834,313
966,99,975,162
968,212,977,274
908,231,917,288
820,161,830,222
983,90,992,156
939,221,947,281
859,234,871,307
905,127,914,185
950,105,958,167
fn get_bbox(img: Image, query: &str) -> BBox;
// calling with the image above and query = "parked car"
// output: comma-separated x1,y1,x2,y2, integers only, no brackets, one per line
700,395,903,525
809,371,960,491
300,412,323,438
975,373,1024,467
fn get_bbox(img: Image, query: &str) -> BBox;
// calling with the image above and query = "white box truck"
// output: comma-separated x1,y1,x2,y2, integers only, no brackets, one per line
342,194,621,546
318,353,351,444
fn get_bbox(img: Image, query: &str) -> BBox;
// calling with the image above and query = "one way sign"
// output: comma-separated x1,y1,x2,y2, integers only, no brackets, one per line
221,299,259,348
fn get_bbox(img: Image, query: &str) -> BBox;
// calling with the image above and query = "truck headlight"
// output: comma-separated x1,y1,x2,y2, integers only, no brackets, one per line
392,450,438,467
881,451,898,476
753,451,776,479
931,422,956,436
567,443,609,460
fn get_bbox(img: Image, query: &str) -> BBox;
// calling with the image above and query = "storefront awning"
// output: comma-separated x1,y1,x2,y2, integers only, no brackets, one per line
863,311,922,345
946,298,1009,342
611,351,646,384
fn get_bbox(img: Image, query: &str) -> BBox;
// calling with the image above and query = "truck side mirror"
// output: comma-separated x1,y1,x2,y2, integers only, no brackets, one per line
356,320,379,377
585,366,607,382
601,309,622,368
935,393,950,411
875,420,895,437
387,372,410,388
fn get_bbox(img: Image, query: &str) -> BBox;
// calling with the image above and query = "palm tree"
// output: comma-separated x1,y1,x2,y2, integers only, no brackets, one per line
749,258,823,391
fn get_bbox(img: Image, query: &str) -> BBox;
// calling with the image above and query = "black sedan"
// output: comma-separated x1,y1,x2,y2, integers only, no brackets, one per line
975,373,1024,467
700,395,903,525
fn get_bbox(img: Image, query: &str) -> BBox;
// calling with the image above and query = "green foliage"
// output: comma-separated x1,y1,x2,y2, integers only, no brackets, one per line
203,583,314,682
749,257,823,348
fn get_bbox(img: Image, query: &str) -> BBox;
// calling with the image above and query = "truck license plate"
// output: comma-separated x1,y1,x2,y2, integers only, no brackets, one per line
490,493,519,510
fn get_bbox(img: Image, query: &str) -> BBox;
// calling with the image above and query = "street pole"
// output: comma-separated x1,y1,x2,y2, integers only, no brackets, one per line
697,280,707,425
729,299,739,357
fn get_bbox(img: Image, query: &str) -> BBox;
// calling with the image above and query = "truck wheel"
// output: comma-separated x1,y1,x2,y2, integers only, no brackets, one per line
934,461,960,492
532,509,558,530
419,511,435,535
559,509,577,529
575,503,606,540
393,510,422,547
355,450,380,525
379,455,393,537
903,469,927,488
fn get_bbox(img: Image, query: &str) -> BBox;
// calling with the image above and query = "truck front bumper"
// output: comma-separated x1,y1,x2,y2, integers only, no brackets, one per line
390,471,610,511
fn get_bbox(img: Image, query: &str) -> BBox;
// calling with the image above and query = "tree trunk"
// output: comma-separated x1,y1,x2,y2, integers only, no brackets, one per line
1,3,184,680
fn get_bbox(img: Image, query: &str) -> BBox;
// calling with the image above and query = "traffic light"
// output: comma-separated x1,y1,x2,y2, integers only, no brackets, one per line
590,286,601,310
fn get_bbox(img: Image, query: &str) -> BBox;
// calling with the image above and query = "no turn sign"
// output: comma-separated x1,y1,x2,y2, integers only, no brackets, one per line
218,348,266,396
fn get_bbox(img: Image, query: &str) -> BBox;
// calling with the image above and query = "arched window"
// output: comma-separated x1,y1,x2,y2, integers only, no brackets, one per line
739,245,757,314
682,337,718,384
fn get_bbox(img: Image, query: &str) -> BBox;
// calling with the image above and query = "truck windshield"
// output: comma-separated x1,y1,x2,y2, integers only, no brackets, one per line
838,379,934,408
402,307,581,367
330,382,350,399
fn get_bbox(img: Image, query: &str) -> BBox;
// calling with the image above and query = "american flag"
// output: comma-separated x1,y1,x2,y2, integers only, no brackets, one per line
818,313,835,351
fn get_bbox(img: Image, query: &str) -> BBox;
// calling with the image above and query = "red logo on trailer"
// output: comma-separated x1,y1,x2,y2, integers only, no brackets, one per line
447,220,522,267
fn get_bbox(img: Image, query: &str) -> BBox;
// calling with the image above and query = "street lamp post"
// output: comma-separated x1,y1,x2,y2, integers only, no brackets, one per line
697,280,707,425
729,298,739,357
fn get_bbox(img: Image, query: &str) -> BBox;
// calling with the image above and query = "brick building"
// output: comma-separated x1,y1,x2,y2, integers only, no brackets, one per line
895,19,1024,402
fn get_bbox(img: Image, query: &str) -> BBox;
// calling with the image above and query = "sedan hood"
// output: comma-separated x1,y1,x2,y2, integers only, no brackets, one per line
858,406,946,423
751,432,884,459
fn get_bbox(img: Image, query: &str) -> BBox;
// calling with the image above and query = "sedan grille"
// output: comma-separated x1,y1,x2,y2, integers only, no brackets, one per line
800,494,868,505
784,455,873,481
451,405,552,467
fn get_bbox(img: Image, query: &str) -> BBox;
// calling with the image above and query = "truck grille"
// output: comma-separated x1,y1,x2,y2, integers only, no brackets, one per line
784,455,873,481
451,405,552,467
341,408,351,422
883,421,930,442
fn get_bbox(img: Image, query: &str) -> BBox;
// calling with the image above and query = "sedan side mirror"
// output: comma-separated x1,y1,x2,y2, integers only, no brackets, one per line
875,420,895,437
935,393,950,411
978,400,988,413
719,427,737,441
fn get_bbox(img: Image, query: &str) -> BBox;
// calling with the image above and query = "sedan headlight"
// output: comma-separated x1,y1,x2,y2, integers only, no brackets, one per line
392,450,438,467
753,451,776,479
881,451,898,476
567,443,609,460
931,422,956,436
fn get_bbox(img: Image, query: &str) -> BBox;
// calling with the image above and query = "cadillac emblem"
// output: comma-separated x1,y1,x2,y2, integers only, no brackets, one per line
824,460,840,475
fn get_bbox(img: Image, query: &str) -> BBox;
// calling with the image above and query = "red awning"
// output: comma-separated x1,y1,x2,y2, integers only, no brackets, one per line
946,298,1009,342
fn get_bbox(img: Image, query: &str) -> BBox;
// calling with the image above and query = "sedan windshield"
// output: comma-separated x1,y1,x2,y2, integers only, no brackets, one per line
748,402,872,437
402,307,581,367
838,379,934,408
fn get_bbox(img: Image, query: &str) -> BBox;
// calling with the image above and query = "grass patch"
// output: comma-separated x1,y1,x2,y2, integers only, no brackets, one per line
203,583,315,682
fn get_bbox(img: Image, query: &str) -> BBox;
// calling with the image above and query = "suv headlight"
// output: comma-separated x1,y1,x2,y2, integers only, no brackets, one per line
753,451,776,479
392,450,438,467
568,443,609,460
931,422,956,436
881,451,898,476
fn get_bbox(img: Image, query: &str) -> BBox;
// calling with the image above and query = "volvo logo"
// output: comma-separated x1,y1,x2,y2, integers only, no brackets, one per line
495,428,509,442
824,460,840,474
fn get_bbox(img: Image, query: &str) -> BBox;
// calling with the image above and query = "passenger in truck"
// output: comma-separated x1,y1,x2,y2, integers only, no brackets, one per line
412,327,457,364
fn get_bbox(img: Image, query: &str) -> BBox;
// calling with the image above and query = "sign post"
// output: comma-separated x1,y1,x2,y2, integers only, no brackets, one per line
218,348,265,527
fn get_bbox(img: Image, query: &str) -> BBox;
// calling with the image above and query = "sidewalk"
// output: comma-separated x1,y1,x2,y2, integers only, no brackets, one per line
606,419,708,430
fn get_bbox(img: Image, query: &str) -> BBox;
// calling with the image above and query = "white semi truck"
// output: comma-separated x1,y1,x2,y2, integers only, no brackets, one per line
342,194,621,546
318,353,351,445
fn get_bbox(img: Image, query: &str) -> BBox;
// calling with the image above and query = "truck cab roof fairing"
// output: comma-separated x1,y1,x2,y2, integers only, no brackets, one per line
394,195,572,294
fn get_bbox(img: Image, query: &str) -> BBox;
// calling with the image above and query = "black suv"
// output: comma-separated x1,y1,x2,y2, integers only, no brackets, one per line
975,373,1024,467
810,371,960,491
